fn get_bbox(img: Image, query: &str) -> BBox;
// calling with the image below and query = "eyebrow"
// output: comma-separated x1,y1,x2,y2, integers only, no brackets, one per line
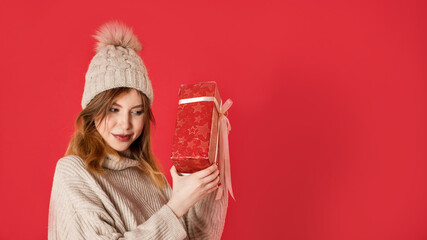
112,103,144,109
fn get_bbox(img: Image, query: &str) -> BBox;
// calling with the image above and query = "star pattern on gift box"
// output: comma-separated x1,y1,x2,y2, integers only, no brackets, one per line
188,125,198,135
178,136,185,143
182,88,193,97
194,115,202,123
187,140,196,149
202,86,213,96
196,122,209,139
193,103,203,113
176,119,184,128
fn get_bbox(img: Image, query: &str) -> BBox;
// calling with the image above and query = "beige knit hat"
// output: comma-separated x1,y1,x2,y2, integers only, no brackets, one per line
81,21,153,109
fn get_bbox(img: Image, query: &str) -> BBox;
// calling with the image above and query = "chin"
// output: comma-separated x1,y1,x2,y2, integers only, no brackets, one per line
113,147,129,152
108,140,131,152
112,144,131,152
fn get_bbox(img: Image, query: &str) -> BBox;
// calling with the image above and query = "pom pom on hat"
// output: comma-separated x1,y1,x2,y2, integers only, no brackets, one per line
93,21,142,53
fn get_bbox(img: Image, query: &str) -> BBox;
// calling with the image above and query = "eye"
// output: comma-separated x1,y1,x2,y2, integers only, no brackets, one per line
132,110,144,115
109,108,119,112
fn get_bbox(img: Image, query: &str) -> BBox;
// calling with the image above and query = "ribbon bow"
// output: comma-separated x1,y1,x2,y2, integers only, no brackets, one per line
215,99,235,201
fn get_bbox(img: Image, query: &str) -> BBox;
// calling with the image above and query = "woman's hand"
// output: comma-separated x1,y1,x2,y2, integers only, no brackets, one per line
167,164,220,218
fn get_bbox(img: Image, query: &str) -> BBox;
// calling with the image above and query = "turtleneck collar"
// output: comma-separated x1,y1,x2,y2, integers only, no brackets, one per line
102,151,140,170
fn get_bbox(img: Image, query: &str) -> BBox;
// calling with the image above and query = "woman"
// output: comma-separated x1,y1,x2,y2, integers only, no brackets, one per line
48,21,228,240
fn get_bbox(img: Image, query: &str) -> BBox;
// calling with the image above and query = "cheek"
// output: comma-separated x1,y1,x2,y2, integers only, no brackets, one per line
104,117,115,131
133,118,145,136
96,117,112,134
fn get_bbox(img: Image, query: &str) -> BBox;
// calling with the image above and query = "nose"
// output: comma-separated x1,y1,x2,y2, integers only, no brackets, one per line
117,112,131,130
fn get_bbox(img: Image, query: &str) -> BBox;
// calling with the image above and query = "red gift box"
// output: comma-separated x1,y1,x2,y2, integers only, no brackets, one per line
171,81,235,200
171,82,221,174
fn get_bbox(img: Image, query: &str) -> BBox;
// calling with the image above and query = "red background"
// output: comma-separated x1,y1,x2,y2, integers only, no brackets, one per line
1,0,426,239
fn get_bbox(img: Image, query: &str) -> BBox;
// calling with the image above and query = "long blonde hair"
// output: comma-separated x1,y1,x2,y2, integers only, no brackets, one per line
66,87,165,188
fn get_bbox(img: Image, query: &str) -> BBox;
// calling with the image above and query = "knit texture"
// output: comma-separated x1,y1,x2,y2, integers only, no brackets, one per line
81,22,153,109
82,45,153,108
48,155,228,239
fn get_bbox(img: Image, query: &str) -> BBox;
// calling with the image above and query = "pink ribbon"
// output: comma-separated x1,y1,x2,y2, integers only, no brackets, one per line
215,99,235,201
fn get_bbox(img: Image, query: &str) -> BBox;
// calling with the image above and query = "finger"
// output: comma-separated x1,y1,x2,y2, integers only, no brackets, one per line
170,165,178,177
201,169,219,185
206,185,219,194
205,181,220,194
194,163,218,179
204,175,220,190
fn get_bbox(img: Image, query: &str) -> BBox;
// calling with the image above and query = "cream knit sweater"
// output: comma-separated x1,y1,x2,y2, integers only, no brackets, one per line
48,154,228,239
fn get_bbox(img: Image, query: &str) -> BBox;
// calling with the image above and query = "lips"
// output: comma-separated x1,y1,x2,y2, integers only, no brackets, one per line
112,133,132,142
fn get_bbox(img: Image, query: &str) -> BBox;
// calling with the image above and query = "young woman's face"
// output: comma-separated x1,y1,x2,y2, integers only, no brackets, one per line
95,89,145,152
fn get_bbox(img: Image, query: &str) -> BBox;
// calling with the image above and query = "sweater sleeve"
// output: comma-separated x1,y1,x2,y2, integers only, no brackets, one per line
51,206,186,240
161,177,229,240
183,188,228,240
48,156,187,240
